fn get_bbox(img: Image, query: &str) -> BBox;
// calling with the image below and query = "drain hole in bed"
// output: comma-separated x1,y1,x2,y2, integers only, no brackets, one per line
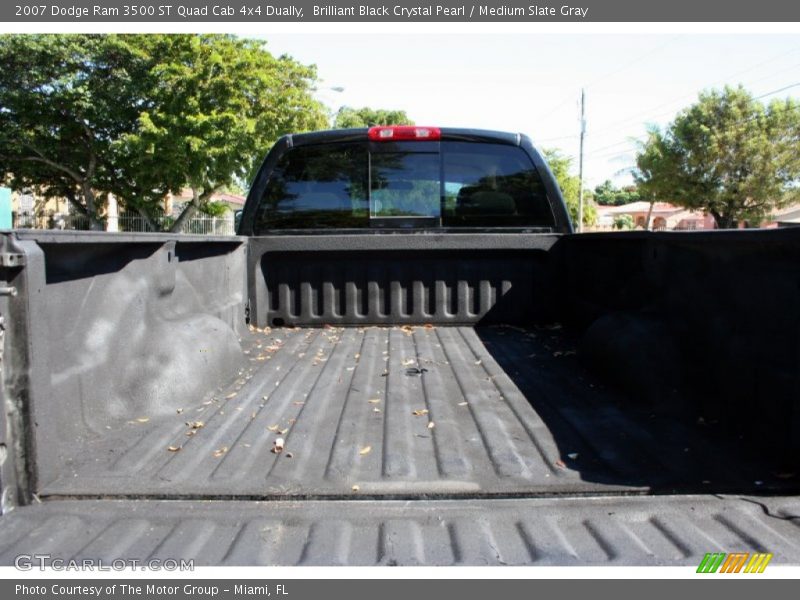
272,317,285,327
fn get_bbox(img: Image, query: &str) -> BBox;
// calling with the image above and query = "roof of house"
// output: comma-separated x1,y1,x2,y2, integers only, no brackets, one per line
173,189,246,206
597,201,681,215
770,203,800,221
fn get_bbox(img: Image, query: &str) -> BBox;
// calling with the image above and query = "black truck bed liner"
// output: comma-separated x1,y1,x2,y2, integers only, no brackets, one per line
2,495,799,565
42,325,789,499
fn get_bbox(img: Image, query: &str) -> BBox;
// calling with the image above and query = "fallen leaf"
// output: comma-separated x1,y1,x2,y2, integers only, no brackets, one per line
368,399,381,404
359,445,372,456
176,408,184,415
293,401,305,406
186,421,205,429
555,459,566,469
135,417,150,423
412,409,429,416
458,402,468,406
427,421,435,429
167,445,181,452
279,428,289,435
272,438,285,454
402,358,415,366
267,425,280,432
373,408,382,413
213,446,228,458
351,485,360,492
225,392,237,399
185,430,196,437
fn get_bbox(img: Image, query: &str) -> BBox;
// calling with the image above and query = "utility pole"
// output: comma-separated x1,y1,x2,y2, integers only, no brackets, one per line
577,88,586,233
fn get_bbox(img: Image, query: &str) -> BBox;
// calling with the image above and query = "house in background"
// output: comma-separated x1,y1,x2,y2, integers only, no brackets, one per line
761,203,800,228
165,189,246,218
594,201,716,231
9,189,81,229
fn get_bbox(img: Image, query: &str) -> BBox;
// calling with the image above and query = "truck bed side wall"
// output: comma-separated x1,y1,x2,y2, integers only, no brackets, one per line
557,229,800,460
1,232,248,498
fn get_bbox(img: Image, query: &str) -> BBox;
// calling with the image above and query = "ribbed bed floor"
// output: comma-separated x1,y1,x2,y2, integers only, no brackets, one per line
42,325,790,498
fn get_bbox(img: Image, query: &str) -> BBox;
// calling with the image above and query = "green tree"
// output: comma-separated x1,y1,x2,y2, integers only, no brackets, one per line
0,35,152,229
112,35,327,231
613,214,635,230
333,106,413,128
634,86,800,229
594,179,642,206
0,34,327,232
543,149,596,228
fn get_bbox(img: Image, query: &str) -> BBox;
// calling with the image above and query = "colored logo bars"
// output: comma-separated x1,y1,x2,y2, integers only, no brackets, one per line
697,552,773,573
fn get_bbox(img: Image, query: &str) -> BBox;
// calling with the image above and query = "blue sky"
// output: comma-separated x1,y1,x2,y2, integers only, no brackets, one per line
260,34,800,187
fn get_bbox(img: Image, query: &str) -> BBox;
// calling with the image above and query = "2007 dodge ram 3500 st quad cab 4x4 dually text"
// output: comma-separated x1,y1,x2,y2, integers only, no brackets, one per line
0,126,798,566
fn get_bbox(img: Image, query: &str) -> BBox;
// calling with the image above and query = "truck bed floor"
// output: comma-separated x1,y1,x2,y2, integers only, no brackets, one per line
43,326,793,499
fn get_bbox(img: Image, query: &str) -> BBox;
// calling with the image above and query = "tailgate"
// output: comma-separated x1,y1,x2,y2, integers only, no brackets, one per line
1,495,799,566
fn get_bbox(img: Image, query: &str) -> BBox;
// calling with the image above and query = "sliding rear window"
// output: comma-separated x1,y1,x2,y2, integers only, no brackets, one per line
254,140,554,232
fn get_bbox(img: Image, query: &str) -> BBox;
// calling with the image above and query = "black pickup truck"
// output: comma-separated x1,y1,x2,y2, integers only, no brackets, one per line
0,127,798,566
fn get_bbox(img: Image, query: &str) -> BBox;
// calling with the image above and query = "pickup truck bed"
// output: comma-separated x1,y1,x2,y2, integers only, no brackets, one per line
42,324,787,500
1,229,798,565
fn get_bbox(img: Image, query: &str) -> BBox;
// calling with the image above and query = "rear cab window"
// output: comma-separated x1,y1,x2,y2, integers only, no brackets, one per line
253,130,557,233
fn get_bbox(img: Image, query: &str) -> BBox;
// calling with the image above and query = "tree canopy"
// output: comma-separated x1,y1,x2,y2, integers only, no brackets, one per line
0,34,327,231
634,86,800,228
593,179,642,206
543,148,596,228
333,106,413,128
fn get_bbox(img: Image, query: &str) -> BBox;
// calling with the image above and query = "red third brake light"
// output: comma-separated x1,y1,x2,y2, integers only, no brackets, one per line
368,126,441,141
